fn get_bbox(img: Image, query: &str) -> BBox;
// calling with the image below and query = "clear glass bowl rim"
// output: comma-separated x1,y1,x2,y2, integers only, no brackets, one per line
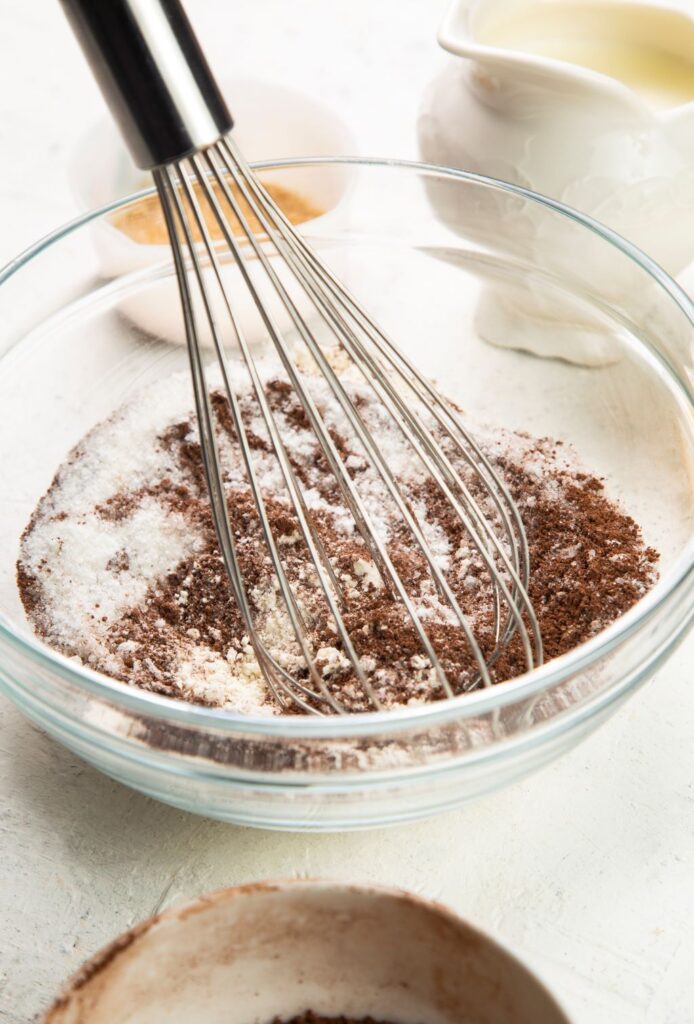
0,155,692,740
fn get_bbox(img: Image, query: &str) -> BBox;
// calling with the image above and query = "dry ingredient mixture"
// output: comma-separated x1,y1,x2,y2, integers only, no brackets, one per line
17,359,658,715
112,178,323,246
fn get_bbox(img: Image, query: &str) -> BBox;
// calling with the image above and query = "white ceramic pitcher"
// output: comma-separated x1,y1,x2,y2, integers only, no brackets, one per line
418,0,694,363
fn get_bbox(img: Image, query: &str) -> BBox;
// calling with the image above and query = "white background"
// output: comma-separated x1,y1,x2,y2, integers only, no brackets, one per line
0,1,692,1021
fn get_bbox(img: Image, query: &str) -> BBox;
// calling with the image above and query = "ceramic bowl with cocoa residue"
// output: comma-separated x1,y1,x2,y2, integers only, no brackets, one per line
43,881,571,1024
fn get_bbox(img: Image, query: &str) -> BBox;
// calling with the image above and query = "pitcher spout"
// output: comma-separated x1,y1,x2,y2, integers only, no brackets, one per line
438,0,694,110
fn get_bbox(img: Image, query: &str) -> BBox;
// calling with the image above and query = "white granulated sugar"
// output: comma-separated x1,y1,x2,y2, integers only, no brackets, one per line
42,374,195,516
21,497,194,658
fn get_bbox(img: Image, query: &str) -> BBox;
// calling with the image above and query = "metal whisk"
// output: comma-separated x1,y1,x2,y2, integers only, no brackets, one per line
61,0,542,713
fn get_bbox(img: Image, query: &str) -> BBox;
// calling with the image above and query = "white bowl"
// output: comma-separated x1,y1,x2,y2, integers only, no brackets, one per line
70,77,358,349
43,881,571,1024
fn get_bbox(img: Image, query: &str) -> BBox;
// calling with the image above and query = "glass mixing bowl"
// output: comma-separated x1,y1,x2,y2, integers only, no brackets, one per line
0,159,691,831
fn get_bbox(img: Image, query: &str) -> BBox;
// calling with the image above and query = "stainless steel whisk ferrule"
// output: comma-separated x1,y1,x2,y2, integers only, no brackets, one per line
60,0,543,714
60,0,233,169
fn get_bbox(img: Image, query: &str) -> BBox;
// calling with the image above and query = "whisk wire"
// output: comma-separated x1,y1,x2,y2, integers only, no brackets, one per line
220,140,543,666
223,142,535,597
185,159,459,698
212,141,542,672
183,158,387,712
157,164,338,713
155,137,544,712
197,147,493,692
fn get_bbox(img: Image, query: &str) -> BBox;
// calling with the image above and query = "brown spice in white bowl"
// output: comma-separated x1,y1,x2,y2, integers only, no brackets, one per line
111,178,323,246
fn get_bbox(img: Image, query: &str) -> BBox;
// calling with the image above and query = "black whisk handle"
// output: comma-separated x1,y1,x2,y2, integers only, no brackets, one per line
59,0,233,169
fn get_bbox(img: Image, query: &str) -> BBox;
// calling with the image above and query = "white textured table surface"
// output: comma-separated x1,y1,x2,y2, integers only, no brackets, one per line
0,2,692,1022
